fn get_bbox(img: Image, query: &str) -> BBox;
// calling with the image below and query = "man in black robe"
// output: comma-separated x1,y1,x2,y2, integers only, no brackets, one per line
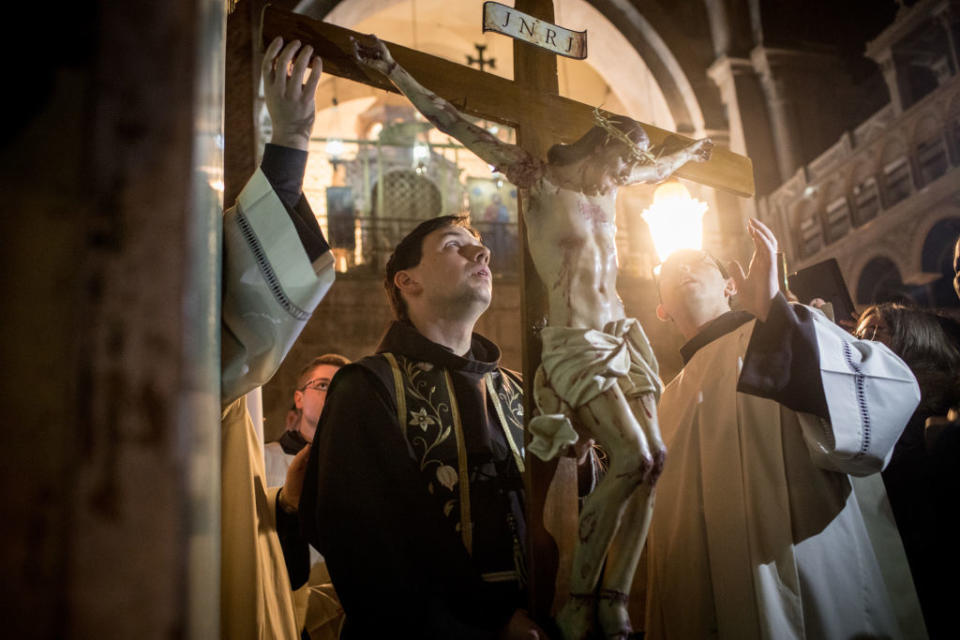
299,215,546,639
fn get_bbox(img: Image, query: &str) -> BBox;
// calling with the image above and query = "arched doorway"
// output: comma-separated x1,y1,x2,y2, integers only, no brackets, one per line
921,217,960,308
856,257,912,305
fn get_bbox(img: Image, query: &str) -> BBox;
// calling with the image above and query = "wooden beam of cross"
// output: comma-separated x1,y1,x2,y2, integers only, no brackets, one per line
258,1,754,624
259,8,754,197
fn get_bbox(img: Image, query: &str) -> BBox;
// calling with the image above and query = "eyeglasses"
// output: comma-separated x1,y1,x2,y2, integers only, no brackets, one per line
299,378,330,392
854,323,888,342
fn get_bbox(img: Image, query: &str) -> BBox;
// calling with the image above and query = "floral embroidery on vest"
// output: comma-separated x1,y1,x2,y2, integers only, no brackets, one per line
382,353,525,558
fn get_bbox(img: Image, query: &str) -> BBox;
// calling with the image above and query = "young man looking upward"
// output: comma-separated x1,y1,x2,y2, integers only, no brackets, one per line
300,216,546,639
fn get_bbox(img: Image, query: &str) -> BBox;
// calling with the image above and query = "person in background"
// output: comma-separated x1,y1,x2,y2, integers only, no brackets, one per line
266,354,350,640
265,354,350,487
855,303,960,638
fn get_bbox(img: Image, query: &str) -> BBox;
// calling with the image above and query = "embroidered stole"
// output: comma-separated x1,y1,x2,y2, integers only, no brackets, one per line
382,352,525,560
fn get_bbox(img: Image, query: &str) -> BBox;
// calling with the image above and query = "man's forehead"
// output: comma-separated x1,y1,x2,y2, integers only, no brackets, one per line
662,250,710,269
310,363,340,377
426,225,479,244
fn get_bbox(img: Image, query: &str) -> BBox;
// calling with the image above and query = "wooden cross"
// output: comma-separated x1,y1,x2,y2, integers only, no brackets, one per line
466,43,496,73
236,0,754,623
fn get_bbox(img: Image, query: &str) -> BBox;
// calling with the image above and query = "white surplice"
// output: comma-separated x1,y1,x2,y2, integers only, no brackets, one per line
220,169,334,640
646,306,926,640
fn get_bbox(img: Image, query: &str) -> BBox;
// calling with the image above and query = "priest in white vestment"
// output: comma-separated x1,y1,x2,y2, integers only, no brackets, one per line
220,38,335,640
646,219,926,639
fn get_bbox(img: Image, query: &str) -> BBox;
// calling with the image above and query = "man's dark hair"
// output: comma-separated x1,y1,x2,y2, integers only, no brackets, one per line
547,114,649,166
384,215,481,320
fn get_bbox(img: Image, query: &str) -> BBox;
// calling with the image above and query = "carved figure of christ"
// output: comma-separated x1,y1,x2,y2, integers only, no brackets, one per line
353,36,711,640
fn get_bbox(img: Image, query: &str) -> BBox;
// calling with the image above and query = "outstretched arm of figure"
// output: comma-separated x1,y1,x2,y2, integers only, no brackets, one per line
352,35,542,187
623,137,712,186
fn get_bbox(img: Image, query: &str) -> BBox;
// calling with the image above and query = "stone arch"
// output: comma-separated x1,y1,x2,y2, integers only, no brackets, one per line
948,91,960,120
911,111,942,144
791,197,823,258
363,169,444,269
879,136,913,206
880,137,909,164
851,157,879,184
370,169,442,219
920,217,960,307
822,178,851,243
855,256,910,305
850,158,881,225
299,0,721,135
912,111,949,186
946,92,960,164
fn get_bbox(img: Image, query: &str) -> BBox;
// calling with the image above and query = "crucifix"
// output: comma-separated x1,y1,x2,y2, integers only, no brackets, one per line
466,43,497,72
235,0,754,634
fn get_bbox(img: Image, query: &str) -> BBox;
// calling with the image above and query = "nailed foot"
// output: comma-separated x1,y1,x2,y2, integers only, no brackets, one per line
556,593,595,640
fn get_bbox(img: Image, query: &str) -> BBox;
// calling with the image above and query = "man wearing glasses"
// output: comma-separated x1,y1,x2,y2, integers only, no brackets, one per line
265,354,350,640
266,354,350,489
645,219,926,639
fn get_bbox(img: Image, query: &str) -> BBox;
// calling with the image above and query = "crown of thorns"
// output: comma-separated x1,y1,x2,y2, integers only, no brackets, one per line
592,106,656,164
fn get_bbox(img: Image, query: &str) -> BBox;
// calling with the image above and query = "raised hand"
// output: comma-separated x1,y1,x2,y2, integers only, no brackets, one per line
351,34,396,76
278,443,312,513
262,36,322,151
688,138,713,163
727,218,779,322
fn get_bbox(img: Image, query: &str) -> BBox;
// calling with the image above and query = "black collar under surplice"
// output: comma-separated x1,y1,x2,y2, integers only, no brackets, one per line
680,310,754,364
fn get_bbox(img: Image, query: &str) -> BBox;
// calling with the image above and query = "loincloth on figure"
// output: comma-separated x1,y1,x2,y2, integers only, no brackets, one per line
529,318,662,461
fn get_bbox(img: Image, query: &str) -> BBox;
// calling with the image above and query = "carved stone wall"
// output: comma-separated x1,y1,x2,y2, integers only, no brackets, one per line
759,73,960,309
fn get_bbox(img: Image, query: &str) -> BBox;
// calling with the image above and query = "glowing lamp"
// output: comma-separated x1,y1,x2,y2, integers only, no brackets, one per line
412,142,430,163
325,138,345,159
640,180,708,264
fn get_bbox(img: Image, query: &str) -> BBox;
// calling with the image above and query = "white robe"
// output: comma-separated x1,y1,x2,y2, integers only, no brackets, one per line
264,441,344,640
221,168,334,640
646,303,925,640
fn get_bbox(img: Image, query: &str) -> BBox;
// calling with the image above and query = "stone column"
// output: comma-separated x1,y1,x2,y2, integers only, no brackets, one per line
707,54,782,193
706,55,775,263
876,51,905,115
935,6,960,78
751,46,805,182
0,2,225,638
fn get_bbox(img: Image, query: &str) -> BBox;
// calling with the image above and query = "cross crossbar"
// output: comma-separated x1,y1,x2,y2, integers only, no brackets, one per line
260,6,754,197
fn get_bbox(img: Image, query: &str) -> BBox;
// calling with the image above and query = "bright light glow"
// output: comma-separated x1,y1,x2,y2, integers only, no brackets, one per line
412,142,430,162
368,122,384,139
641,181,708,264
326,138,345,158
